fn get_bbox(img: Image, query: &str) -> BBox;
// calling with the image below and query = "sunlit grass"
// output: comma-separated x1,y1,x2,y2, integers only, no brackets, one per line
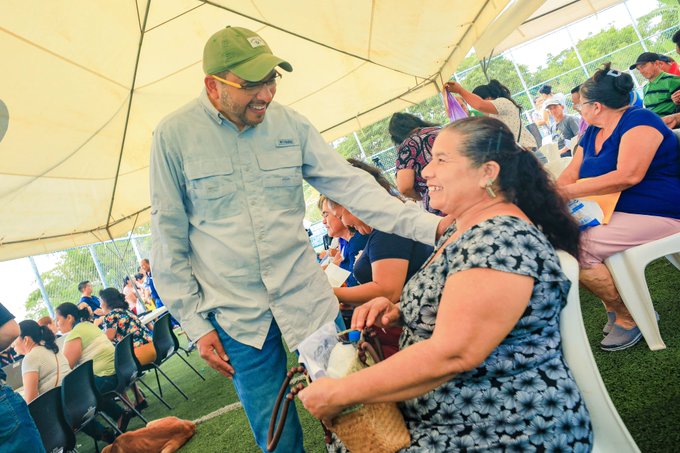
74,258,679,452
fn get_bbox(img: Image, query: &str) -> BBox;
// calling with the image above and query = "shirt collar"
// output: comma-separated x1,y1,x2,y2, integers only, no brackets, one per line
199,88,254,132
199,88,225,125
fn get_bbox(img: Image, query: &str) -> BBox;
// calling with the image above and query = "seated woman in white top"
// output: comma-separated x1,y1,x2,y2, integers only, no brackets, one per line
13,319,70,403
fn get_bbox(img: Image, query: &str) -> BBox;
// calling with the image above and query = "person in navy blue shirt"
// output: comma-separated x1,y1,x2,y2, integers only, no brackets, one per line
328,159,433,358
78,280,104,321
558,63,680,351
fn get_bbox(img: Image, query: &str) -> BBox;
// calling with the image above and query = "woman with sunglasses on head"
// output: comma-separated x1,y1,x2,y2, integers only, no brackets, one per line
557,63,680,351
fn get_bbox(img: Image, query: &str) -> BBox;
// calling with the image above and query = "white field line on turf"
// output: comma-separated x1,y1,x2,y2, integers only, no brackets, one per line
193,402,243,424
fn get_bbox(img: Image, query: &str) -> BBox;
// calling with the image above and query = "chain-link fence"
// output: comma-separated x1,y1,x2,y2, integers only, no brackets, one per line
24,234,152,320
356,15,678,182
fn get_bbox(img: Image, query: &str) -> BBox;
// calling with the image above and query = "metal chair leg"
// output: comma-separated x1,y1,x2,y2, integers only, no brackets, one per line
114,391,149,425
154,367,163,397
176,353,206,380
98,411,123,436
153,364,189,400
138,378,173,410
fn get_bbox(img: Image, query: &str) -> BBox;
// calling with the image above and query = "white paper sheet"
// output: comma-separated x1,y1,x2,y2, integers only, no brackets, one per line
325,263,351,288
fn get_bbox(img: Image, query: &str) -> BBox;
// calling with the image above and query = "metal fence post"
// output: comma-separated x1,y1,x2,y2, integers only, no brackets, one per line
507,49,533,107
624,0,648,51
88,245,108,288
28,256,54,317
130,236,142,262
353,131,367,160
566,27,590,78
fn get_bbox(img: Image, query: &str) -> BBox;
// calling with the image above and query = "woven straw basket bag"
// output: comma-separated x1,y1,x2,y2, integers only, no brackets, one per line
327,340,410,453
329,401,410,453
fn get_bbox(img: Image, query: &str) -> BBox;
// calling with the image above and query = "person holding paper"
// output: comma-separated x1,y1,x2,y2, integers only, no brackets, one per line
557,63,680,351
300,117,592,452
328,159,433,358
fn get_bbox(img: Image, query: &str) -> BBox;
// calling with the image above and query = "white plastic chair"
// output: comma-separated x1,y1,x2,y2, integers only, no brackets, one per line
539,142,560,162
603,232,680,351
557,251,640,453
545,157,572,179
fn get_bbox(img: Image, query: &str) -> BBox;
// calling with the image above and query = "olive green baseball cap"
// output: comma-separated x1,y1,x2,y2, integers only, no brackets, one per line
203,26,293,81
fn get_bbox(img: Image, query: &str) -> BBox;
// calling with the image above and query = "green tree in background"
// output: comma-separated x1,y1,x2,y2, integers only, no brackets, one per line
24,240,140,319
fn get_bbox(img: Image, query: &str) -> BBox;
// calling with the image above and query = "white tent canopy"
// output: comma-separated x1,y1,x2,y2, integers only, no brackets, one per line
476,0,624,58
1,0,616,262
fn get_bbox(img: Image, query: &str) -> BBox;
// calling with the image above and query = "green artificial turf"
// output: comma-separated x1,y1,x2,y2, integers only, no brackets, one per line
74,258,679,452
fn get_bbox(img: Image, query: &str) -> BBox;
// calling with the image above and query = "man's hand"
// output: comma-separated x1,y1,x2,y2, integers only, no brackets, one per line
196,330,235,378
662,113,680,129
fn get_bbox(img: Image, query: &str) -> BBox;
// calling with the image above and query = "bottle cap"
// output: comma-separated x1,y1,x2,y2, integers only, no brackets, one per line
348,330,361,342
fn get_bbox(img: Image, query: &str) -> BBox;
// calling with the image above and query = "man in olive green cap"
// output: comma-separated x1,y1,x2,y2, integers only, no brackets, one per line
150,26,447,452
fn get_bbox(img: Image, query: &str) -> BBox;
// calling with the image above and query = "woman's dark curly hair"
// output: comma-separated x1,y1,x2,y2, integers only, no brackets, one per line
442,116,580,257
580,62,633,109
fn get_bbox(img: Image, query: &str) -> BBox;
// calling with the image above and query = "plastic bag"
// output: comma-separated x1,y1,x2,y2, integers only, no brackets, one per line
568,199,604,230
443,90,468,122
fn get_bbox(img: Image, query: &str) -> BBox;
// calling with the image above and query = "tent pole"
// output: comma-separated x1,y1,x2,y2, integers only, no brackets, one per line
28,256,54,318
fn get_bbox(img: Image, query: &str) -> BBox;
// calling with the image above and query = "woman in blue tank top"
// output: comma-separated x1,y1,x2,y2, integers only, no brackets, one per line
557,63,680,351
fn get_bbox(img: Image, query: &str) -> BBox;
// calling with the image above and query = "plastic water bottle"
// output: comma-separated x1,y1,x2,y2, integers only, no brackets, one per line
326,330,361,378
568,199,603,230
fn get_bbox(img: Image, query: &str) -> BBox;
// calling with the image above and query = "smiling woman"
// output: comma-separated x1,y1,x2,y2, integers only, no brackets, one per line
299,117,591,452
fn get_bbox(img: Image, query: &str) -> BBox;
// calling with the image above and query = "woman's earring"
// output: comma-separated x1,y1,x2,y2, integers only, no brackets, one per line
485,179,496,198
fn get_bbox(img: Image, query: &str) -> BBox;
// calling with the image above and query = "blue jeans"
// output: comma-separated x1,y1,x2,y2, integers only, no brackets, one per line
0,384,45,453
209,314,305,453
94,374,124,420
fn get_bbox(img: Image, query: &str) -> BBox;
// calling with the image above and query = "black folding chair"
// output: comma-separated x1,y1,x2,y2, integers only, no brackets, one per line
61,360,122,453
99,334,166,422
115,335,172,409
28,386,76,453
138,313,205,400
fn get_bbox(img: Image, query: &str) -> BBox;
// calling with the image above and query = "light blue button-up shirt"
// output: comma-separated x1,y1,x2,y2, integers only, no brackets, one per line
150,90,440,350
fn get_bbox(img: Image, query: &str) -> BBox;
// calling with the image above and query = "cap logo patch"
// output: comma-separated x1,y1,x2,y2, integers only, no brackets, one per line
247,37,265,48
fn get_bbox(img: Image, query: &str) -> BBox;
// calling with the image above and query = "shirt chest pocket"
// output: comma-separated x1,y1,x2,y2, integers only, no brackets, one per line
255,147,304,210
185,158,241,221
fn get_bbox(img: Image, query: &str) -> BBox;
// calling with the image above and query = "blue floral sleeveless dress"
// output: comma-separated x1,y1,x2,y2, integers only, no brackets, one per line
398,216,593,452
